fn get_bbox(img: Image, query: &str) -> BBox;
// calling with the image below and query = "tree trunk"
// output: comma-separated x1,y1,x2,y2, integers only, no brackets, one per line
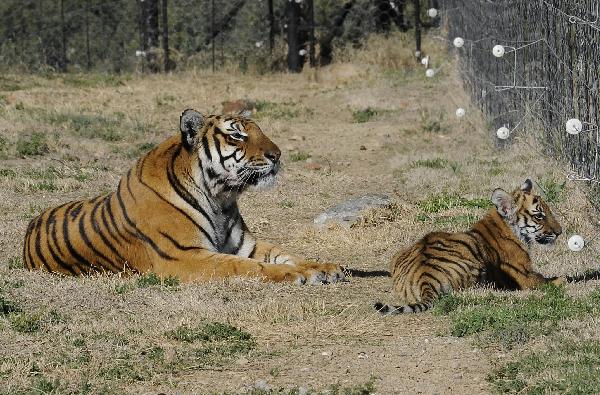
413,0,421,59
317,0,355,66
145,0,160,73
286,1,301,72
59,0,67,72
162,0,170,72
306,0,316,67
268,0,274,53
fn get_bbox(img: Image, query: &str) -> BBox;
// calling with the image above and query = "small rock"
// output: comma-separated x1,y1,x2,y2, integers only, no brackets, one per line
321,351,331,356
359,145,367,150
314,194,391,228
253,379,270,391
298,387,309,395
289,135,305,141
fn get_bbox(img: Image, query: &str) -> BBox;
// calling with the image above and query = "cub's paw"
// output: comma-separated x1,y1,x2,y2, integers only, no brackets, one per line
297,262,345,284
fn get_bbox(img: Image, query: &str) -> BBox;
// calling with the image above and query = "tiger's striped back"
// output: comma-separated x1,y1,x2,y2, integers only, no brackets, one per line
376,180,563,314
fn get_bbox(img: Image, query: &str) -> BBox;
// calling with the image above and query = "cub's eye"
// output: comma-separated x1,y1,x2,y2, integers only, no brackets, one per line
533,213,545,220
229,132,246,141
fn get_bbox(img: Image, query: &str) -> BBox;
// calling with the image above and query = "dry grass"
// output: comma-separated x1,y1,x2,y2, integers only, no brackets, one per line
1,35,599,394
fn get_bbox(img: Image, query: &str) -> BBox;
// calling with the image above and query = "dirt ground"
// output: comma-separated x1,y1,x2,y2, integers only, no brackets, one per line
1,40,600,394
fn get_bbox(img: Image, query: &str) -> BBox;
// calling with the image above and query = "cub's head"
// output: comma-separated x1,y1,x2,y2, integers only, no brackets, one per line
491,179,562,245
179,109,281,194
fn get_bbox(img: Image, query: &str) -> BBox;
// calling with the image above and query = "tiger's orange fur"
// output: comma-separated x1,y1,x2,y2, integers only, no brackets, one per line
375,180,564,314
23,109,344,284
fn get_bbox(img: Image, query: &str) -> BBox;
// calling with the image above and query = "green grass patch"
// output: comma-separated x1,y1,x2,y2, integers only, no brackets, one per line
419,213,479,227
488,339,600,394
0,295,21,316
0,136,8,158
40,110,124,141
16,132,49,156
255,100,302,120
114,273,180,294
167,321,252,343
9,312,42,333
125,142,156,159
30,180,58,192
418,193,492,214
537,177,566,203
412,158,448,169
136,272,179,288
352,107,378,123
419,110,447,133
167,321,256,369
0,168,16,178
434,285,600,349
7,256,23,270
289,151,311,162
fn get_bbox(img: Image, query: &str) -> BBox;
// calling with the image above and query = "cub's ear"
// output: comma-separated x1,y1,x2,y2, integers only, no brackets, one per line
180,109,204,148
239,109,252,119
492,188,516,220
521,178,533,193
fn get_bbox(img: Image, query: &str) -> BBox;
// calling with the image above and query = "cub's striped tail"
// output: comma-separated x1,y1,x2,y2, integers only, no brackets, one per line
374,300,434,314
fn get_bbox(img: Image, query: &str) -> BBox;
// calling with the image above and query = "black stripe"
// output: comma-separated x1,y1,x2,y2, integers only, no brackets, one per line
45,206,77,275
104,196,130,243
167,146,216,230
114,183,176,261
100,196,124,247
136,168,216,247
33,215,52,271
202,135,212,160
159,231,203,251
78,212,117,272
90,199,127,270
62,204,94,274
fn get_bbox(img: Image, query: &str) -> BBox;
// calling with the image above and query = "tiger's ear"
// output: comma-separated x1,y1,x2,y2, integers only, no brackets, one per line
491,188,516,220
180,109,204,149
239,109,252,119
521,178,533,193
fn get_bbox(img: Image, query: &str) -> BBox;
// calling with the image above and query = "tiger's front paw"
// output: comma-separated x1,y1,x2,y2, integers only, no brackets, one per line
297,262,345,284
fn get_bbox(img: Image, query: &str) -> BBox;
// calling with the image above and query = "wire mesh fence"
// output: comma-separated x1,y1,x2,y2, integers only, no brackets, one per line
443,0,600,192
0,0,440,74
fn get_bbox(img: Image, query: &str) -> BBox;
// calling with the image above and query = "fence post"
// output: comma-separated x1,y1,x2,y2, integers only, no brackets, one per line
413,0,421,59
286,1,302,72
162,0,170,72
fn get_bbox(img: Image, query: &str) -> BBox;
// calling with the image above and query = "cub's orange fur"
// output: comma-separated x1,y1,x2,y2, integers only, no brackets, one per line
23,109,344,284
376,180,564,314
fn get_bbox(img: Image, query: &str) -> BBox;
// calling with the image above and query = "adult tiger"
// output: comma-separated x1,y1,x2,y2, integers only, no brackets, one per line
23,109,344,284
375,180,564,314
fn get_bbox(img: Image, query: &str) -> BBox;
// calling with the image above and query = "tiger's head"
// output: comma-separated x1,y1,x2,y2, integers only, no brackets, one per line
491,179,562,245
179,109,281,195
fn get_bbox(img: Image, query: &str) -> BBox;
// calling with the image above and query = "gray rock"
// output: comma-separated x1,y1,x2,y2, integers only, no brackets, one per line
314,194,391,228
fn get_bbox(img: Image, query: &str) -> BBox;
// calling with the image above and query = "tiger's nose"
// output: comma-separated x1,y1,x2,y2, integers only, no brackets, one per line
264,148,281,163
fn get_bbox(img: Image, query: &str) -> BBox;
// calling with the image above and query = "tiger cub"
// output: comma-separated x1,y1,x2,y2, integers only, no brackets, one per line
23,109,344,284
375,179,564,314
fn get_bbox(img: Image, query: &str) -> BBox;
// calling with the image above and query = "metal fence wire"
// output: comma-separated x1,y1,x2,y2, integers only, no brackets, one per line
442,0,600,189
